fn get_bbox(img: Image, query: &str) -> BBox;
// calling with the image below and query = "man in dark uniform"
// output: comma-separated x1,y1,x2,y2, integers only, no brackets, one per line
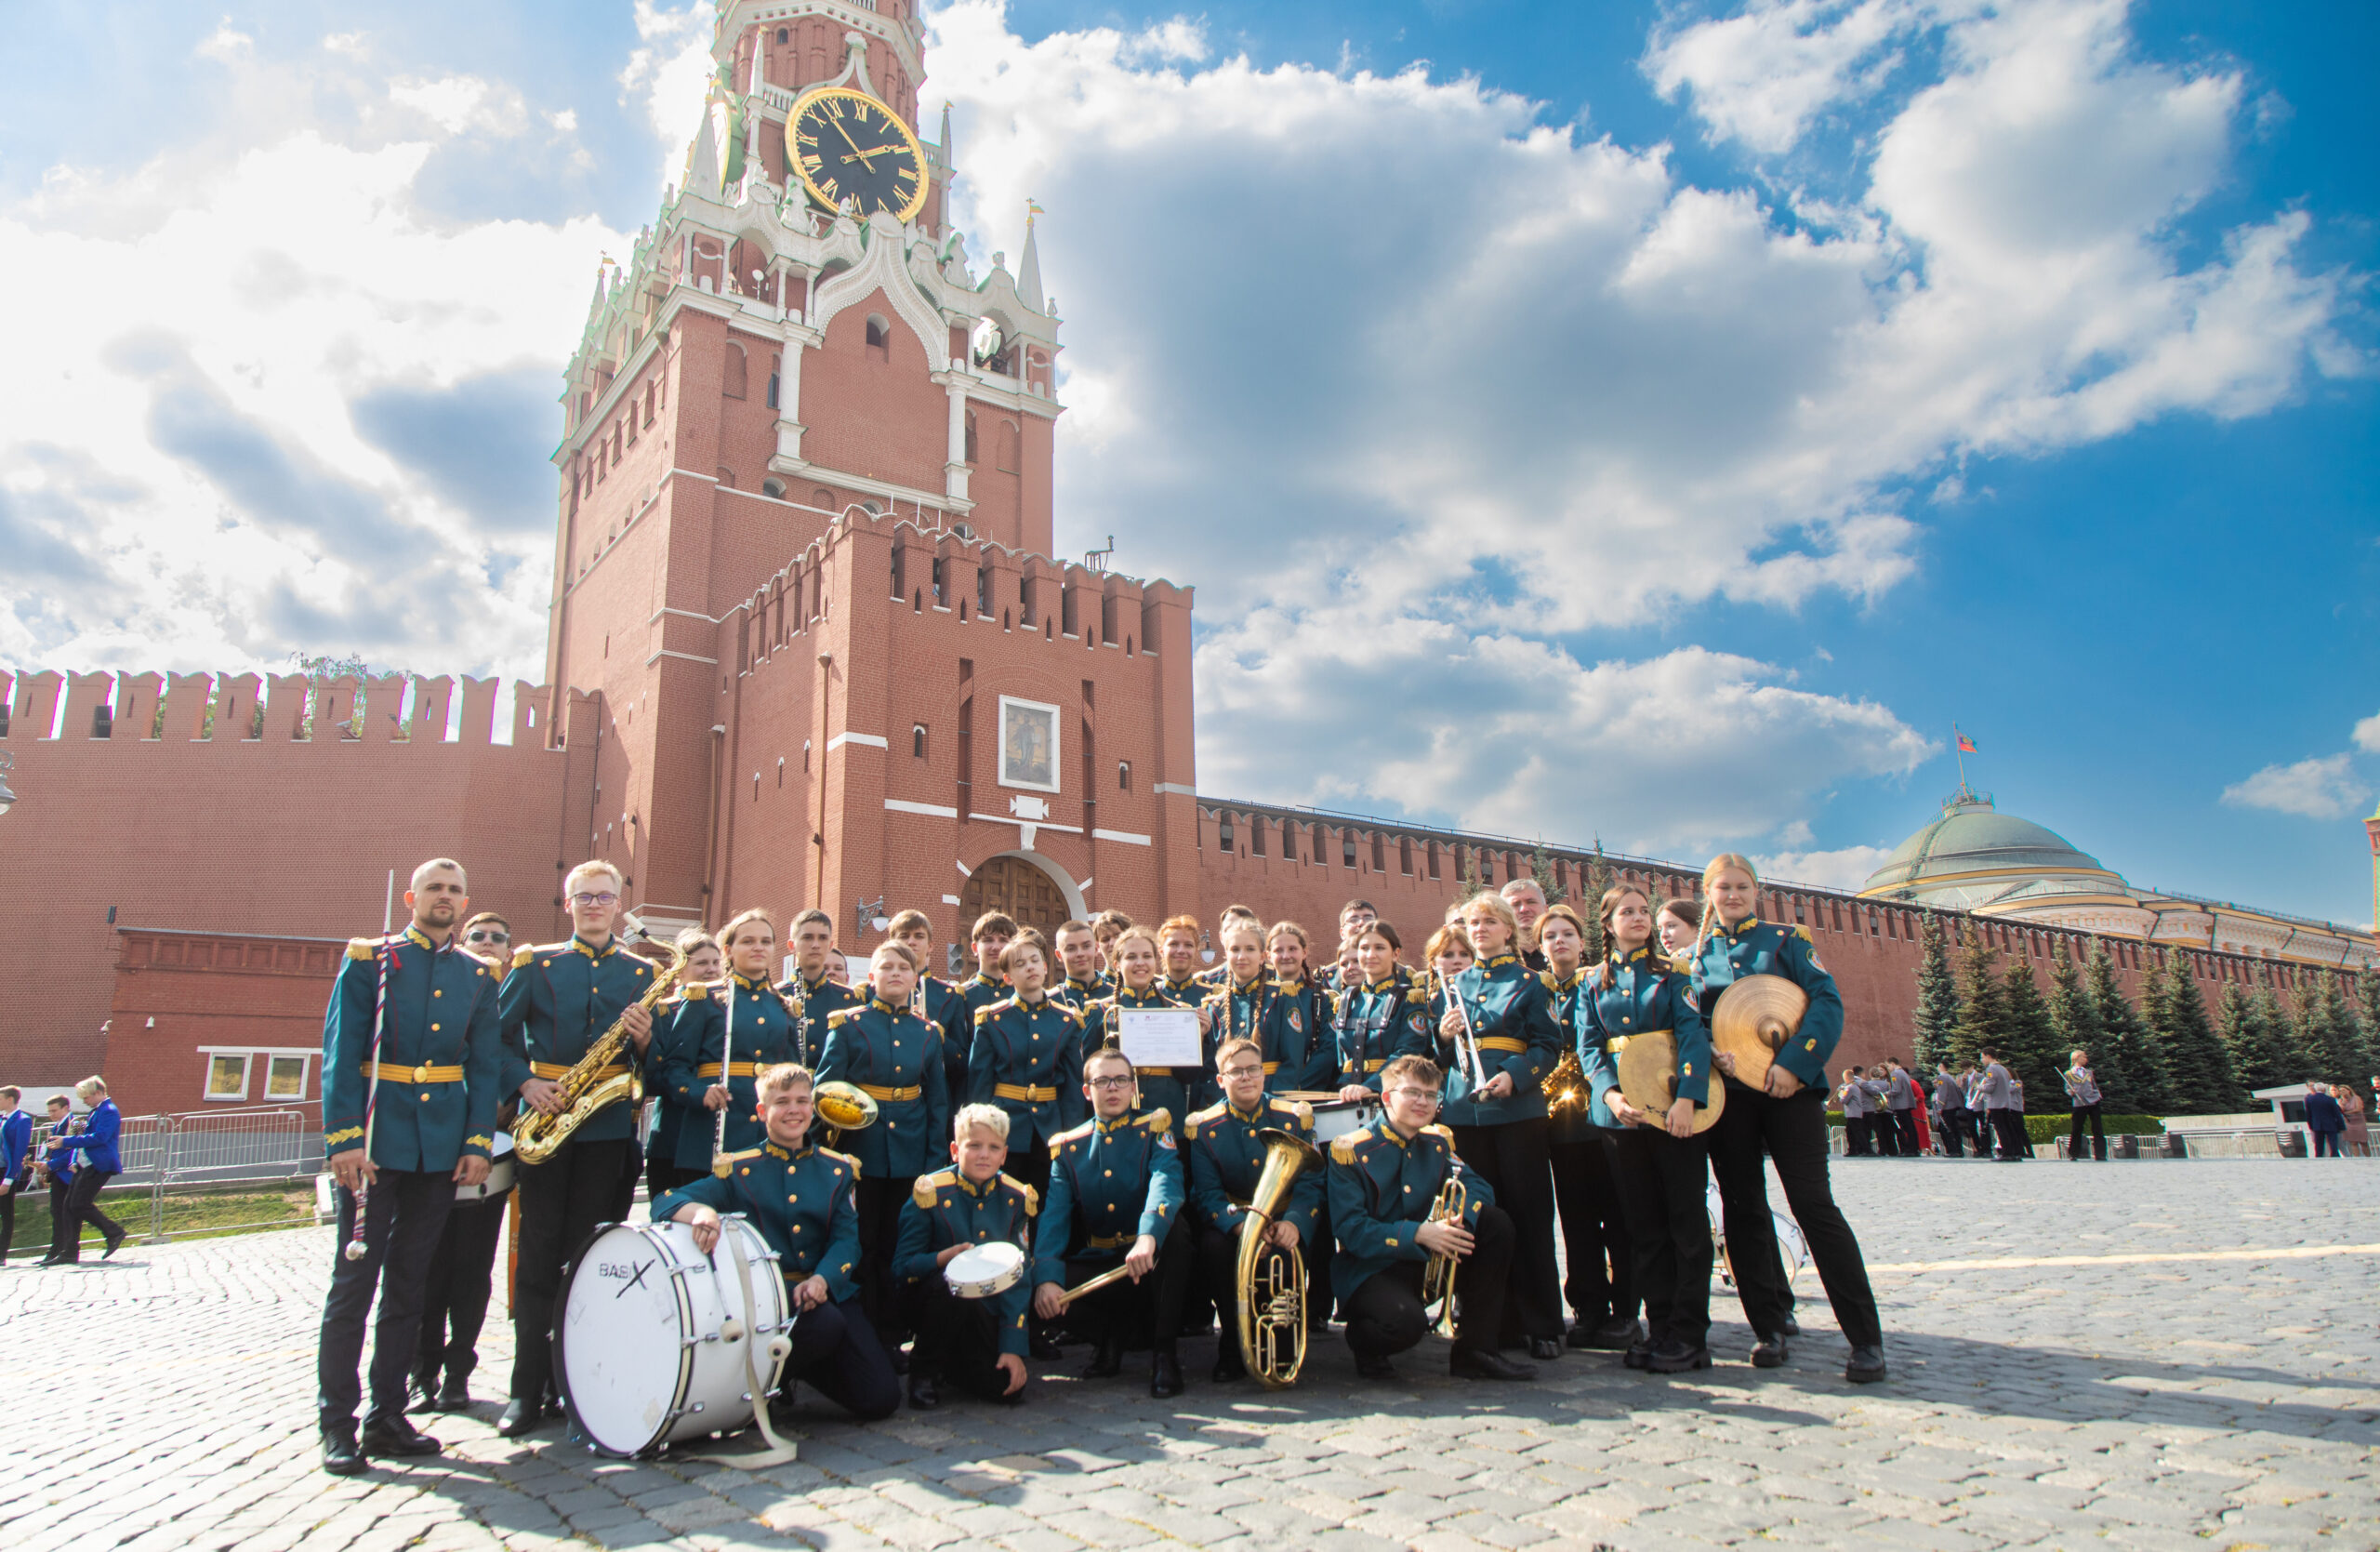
496,860,658,1438
316,858,503,1473
1328,1055,1532,1382
653,1064,897,1422
938,910,1015,1103
964,932,1088,1198
777,908,863,1065
1033,1048,1193,1397
896,1103,1037,1409
1185,1039,1322,1381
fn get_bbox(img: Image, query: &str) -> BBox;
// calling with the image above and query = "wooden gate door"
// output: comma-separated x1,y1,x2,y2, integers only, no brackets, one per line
959,856,1070,933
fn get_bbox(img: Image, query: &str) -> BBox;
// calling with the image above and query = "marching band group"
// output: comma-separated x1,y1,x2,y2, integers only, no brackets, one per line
311,851,1886,1474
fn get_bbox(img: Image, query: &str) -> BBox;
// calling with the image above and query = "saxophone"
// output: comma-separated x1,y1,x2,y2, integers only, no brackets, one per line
513,935,686,1165
1235,1126,1321,1389
1419,1174,1468,1336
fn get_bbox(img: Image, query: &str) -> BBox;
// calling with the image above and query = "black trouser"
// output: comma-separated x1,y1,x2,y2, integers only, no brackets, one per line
0,1174,21,1262
1448,1120,1561,1343
415,1190,508,1391
1197,1225,1313,1364
644,1159,702,1199
1611,1126,1711,1350
782,1295,900,1419
2069,1104,2106,1161
1937,1108,1965,1158
1988,1108,2026,1161
1708,1081,1882,1348
906,1277,1025,1403
1891,1108,1919,1156
852,1174,914,1345
57,1169,125,1260
1844,1116,1870,1156
511,1136,631,1404
1871,1111,1898,1156
318,1169,455,1426
1064,1220,1192,1356
47,1179,75,1260
1342,1203,1515,1361
1550,1133,1636,1326
1971,1108,1993,1155
2311,1129,2342,1158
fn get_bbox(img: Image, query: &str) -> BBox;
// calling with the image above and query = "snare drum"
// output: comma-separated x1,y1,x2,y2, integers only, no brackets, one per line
555,1216,789,1457
456,1133,516,1203
1308,1097,1381,1145
943,1240,1025,1299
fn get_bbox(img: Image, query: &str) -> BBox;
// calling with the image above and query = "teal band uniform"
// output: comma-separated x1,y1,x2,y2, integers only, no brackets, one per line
775,970,862,1067
1435,954,1565,1127
894,1169,1038,1357
1330,978,1435,1094
1324,1119,1491,1301
1032,1109,1184,1288
1687,919,1844,1088
323,925,503,1170
651,1139,863,1303
497,935,661,1145
1542,968,1599,1144
815,997,951,1179
1082,983,1213,1134
658,973,802,1172
937,972,1008,1108
1578,947,1712,1123
1214,976,1337,1094
965,995,1089,1151
1183,1096,1323,1241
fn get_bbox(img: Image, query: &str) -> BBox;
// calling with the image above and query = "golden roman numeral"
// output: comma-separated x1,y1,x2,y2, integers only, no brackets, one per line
819,176,839,196
801,153,822,171
824,99,843,119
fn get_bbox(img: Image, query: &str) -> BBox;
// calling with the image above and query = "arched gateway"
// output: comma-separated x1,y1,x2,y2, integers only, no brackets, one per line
959,854,1074,933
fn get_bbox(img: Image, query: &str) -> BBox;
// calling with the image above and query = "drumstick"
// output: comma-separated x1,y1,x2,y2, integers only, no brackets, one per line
1054,1262,1136,1308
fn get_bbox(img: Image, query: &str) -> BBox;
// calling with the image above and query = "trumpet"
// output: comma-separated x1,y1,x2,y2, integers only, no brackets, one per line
514,933,686,1165
1427,968,1489,1093
1419,1174,1468,1337
1235,1127,1321,1388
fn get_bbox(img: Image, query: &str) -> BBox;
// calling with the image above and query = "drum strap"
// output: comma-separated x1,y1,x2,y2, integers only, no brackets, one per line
688,1224,800,1469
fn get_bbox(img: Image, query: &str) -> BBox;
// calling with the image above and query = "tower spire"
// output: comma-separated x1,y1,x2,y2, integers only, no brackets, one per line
686,88,721,200
1018,204,1045,313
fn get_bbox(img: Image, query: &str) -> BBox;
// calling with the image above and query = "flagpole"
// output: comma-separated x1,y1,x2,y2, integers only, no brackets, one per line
1952,724,1968,794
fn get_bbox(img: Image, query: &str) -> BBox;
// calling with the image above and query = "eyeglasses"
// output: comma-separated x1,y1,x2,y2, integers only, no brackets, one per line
1216,1063,1264,1080
569,892,619,908
1087,1077,1135,1091
1386,1087,1442,1104
464,930,509,944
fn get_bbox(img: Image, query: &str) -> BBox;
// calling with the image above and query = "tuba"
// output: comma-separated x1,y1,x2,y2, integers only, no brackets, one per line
1235,1127,1321,1389
1419,1174,1468,1336
513,933,686,1165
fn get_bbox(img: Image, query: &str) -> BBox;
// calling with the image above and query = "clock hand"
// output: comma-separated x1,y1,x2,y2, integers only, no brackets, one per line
828,115,866,156
840,146,903,165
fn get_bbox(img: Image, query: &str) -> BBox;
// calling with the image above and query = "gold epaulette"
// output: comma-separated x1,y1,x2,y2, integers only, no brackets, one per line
347,937,376,961
999,1172,1041,1215
1136,1108,1172,1135
1051,1118,1097,1147
1185,1101,1228,1137
1792,924,1813,943
711,1147,761,1178
1405,986,1429,1004
974,998,1015,1024
914,1168,957,1209
1668,953,1696,977
1271,1096,1314,1129
1539,971,1557,989
1421,1122,1455,1142
819,1147,858,1177
826,1005,863,1028
1329,1132,1363,1165
512,945,537,968
682,982,712,1002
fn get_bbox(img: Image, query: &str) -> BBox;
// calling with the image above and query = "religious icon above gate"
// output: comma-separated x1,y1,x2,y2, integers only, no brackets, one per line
998,696,1059,792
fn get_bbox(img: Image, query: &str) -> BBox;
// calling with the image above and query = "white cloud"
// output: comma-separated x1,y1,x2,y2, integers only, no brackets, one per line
2221,754,2372,821
389,75,529,138
1754,843,1897,892
618,0,715,193
2353,712,2380,754
1646,0,1950,154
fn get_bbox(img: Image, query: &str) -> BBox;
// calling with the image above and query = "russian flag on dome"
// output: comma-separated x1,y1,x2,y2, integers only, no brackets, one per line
1956,728,1977,754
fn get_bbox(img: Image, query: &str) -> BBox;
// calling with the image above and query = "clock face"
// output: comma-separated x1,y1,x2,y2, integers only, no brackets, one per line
786,87,928,223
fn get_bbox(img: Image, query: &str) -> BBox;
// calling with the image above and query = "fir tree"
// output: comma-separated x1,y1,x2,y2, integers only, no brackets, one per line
1999,957,2067,1112
2217,981,2289,1095
1579,846,1620,961
1949,924,2008,1068
2085,942,2169,1113
2045,938,2104,1080
2303,973,2365,1081
2148,950,2241,1113
2254,980,2306,1089
2355,969,2380,1080
1529,841,1567,907
1911,912,1961,1072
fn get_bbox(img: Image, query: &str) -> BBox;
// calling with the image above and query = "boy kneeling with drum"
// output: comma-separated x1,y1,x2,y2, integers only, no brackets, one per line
895,1103,1037,1409
653,1064,899,1422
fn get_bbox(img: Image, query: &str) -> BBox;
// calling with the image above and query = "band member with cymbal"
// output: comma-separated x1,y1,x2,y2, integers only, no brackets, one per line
1332,922,1433,1101
966,931,1087,1199
654,1063,897,1422
317,859,503,1474
660,910,800,1180
1328,1055,1531,1383
1435,893,1566,1361
1539,904,1641,1354
1185,1038,1323,1382
1580,885,1714,1373
1032,1047,1192,1397
779,909,861,1063
642,929,722,1199
1690,854,1884,1384
896,1103,1036,1410
1051,920,1113,1011
496,861,659,1439
817,940,950,1359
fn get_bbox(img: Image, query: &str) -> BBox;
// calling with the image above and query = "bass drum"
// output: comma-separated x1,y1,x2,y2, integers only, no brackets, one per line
555,1217,789,1457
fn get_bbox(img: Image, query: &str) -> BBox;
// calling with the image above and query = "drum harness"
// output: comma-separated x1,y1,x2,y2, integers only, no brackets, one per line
686,1220,800,1468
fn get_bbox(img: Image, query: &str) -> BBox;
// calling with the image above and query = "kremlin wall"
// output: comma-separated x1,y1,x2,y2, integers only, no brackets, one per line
3,0,2372,1121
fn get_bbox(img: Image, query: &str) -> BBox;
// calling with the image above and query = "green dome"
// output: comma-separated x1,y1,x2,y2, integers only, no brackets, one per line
1862,793,2118,895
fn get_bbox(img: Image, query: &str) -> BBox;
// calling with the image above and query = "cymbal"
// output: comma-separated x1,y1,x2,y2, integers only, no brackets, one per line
1616,1030,1725,1135
1711,974,1808,1088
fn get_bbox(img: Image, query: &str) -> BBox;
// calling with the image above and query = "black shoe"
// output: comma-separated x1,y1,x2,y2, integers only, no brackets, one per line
1646,1341,1712,1374
1150,1350,1184,1399
102,1230,126,1260
360,1414,442,1458
1081,1338,1124,1380
1354,1352,1398,1381
407,1372,440,1414
1029,1331,1064,1361
1845,1344,1888,1384
1752,1333,1789,1369
1528,1336,1563,1361
1624,1337,1654,1371
321,1422,364,1476
1211,1348,1248,1384
907,1375,942,1411
433,1375,472,1413
496,1399,547,1439
1777,1315,1801,1337
1449,1348,1536,1382
1576,1316,1641,1351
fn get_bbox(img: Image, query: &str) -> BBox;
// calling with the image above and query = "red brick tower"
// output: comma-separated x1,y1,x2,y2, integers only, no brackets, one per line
545,0,1196,961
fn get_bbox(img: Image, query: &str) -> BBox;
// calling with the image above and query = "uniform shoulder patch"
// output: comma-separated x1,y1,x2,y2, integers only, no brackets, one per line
820,1147,859,1177
1329,1133,1362,1165
1186,1101,1228,1133
913,1169,955,1210
715,1147,762,1166
1051,1119,1097,1147
975,998,1015,1024
1421,1123,1455,1142
999,1173,1041,1215
682,981,711,1001
1138,1108,1173,1135
1277,1098,1314,1129
511,945,536,968
826,1005,863,1028
347,937,376,961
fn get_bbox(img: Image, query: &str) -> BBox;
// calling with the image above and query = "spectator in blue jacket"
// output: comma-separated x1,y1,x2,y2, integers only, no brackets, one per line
2304,1082,2347,1158
39,1094,77,1265
44,1077,126,1263
0,1086,31,1264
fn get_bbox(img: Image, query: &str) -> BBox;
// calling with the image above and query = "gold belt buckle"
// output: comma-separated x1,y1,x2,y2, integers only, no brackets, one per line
414,1063,430,1084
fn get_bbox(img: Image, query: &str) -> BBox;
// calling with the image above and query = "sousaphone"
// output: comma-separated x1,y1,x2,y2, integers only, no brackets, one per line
1709,974,1809,1089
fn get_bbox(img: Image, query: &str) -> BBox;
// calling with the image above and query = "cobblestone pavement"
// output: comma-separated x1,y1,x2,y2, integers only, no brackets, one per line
4,1159,2375,1551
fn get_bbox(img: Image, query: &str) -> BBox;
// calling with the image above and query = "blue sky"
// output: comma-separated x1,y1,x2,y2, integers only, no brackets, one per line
1,1,2373,927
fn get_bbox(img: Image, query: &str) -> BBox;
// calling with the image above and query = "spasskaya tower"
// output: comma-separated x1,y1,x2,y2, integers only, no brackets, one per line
545,0,1200,962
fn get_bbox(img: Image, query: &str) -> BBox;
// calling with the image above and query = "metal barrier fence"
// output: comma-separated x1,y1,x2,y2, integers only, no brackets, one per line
73,1107,323,1244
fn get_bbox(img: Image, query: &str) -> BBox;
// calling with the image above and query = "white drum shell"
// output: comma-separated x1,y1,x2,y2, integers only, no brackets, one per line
1308,1099,1380,1145
944,1240,1025,1299
456,1134,516,1202
557,1218,788,1456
